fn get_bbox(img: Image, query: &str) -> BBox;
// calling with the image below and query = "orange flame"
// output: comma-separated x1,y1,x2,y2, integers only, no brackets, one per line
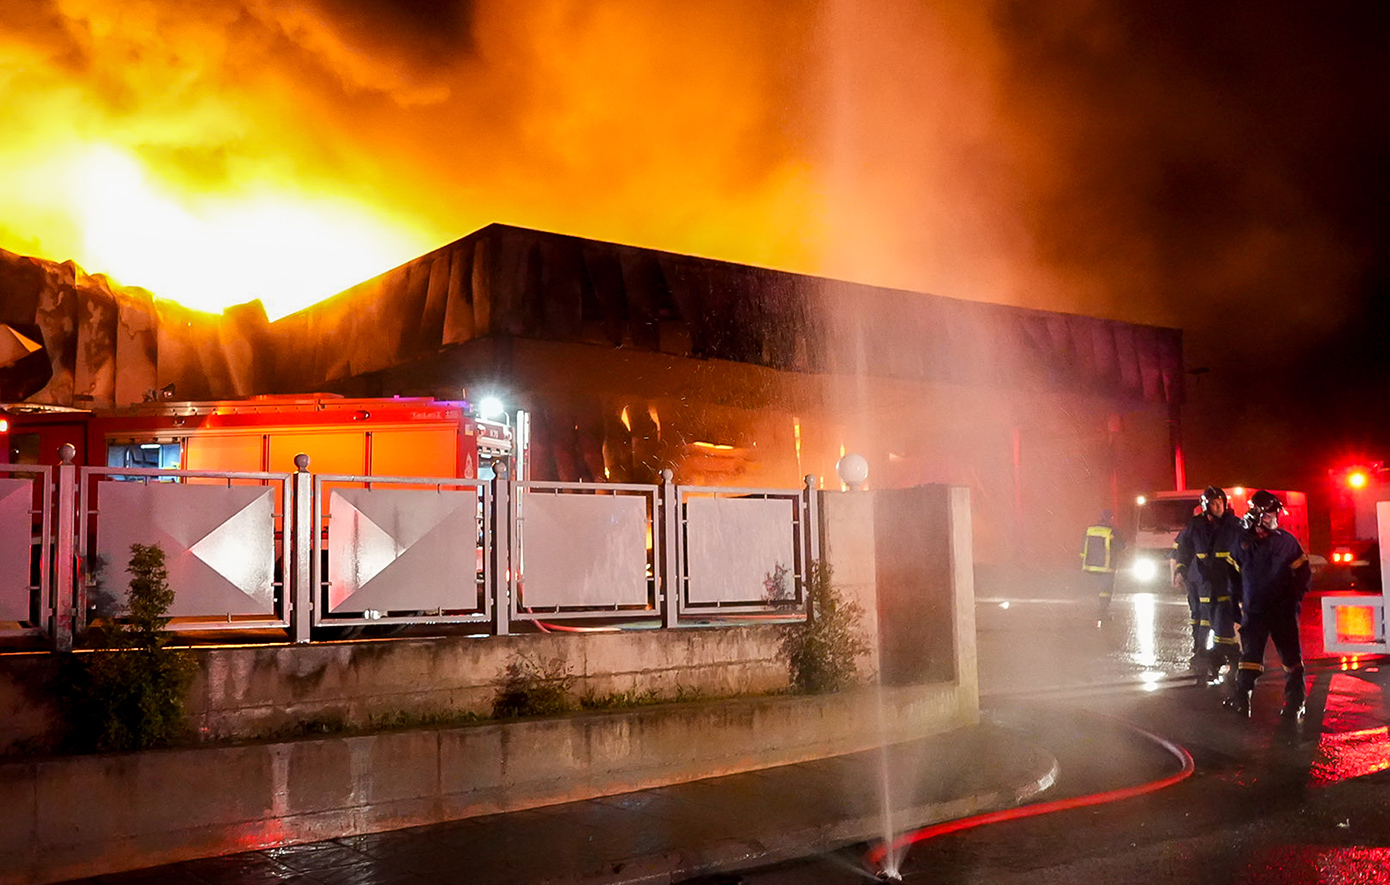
0,1,1058,323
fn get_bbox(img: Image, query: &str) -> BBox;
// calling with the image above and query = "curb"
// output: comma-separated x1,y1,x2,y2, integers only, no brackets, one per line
554,734,1060,885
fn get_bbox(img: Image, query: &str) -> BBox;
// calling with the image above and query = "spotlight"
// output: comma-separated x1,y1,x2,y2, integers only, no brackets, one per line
478,396,505,420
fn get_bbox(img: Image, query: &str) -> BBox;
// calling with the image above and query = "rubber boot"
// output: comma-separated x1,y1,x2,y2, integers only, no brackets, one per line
1280,697,1306,722
1204,654,1226,687
1208,648,1238,688
1189,643,1207,675
1223,687,1252,717
1282,675,1307,722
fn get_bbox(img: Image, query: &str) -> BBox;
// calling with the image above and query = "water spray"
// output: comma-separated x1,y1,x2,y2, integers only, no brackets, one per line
864,717,1194,877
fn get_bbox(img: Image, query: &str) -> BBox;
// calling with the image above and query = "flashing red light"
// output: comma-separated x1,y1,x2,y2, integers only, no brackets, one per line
1348,470,1369,489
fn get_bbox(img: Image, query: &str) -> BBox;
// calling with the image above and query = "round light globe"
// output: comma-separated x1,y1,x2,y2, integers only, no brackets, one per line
836,453,869,489
478,396,505,420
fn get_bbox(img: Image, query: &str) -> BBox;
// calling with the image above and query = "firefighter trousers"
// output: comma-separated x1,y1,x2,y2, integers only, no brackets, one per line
1183,578,1206,655
1088,569,1116,617
1235,607,1305,702
1206,592,1239,663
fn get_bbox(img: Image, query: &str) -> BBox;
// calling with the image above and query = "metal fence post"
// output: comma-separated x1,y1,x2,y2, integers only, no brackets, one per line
803,473,821,570
661,469,679,629
492,461,511,636
53,444,76,652
291,454,312,644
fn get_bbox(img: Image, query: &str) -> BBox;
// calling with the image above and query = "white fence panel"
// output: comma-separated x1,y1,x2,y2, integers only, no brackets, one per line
326,486,480,614
684,496,797,605
0,477,35,622
6,462,818,647
94,481,276,618
518,491,650,609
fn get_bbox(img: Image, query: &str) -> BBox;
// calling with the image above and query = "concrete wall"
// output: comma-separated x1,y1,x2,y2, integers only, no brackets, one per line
0,626,788,753
191,626,788,743
0,681,973,885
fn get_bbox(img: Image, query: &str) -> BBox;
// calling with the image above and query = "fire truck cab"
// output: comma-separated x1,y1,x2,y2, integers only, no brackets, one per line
1126,487,1311,588
1327,462,1387,593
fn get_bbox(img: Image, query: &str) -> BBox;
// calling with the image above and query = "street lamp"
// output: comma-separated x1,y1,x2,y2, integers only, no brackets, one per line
836,453,869,491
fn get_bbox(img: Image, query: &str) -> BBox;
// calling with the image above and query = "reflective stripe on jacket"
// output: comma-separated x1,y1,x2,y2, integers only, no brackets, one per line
1082,525,1116,573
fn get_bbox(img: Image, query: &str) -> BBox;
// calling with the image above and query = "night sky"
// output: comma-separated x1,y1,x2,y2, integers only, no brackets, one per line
3,1,1388,513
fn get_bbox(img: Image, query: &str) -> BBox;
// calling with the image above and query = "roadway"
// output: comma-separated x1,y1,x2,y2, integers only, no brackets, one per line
713,580,1390,884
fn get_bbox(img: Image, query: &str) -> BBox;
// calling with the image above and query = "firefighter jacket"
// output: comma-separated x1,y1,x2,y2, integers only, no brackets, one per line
1081,524,1124,573
1172,511,1241,598
1230,527,1311,616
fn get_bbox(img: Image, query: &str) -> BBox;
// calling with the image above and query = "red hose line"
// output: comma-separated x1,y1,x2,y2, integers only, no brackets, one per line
864,719,1195,874
533,619,620,633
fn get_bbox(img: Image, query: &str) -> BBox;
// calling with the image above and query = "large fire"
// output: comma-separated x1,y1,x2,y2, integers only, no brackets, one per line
0,1,1367,341
62,146,434,319
0,1,1039,323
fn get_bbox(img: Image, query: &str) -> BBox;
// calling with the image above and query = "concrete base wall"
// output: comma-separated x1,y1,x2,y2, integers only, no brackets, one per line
191,625,789,743
0,681,974,885
1,626,788,753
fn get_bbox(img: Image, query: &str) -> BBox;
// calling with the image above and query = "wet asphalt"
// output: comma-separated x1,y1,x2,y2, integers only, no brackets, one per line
721,583,1390,884
55,582,1390,885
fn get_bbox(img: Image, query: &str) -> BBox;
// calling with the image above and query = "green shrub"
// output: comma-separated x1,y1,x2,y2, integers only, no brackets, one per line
57,544,195,752
778,560,869,693
491,654,576,718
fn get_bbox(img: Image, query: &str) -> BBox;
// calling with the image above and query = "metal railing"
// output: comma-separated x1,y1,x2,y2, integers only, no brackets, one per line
4,451,821,648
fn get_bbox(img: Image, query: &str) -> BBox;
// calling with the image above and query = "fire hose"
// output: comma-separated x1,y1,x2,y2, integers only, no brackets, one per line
864,717,1195,878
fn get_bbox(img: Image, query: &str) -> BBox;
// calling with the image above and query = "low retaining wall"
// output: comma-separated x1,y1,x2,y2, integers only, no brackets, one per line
1,625,788,753
192,624,789,742
0,681,975,885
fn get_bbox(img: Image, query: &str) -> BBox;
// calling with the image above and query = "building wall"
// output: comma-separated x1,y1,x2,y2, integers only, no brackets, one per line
3,227,1181,570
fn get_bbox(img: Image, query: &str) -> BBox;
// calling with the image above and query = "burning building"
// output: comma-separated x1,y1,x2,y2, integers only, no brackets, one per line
1,224,1183,571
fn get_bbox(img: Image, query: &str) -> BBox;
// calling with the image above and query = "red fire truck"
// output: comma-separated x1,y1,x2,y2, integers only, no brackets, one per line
1326,461,1387,592
1,394,519,479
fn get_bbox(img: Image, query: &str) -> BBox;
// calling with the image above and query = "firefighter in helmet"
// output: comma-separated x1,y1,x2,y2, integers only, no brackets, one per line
1082,509,1125,622
1224,490,1312,720
1172,485,1242,684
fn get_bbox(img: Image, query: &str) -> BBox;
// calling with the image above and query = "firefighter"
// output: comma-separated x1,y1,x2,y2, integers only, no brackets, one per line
1081,510,1125,622
1224,490,1312,720
1171,486,1243,684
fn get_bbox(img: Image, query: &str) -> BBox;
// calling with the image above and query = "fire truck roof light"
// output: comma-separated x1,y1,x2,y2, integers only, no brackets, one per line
478,396,505,420
1348,471,1368,489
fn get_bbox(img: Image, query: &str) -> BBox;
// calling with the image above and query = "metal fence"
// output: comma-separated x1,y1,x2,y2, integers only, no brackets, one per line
1,451,820,648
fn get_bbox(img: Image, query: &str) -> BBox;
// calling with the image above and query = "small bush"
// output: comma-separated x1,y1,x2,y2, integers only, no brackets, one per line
57,544,195,752
491,654,576,718
778,560,869,693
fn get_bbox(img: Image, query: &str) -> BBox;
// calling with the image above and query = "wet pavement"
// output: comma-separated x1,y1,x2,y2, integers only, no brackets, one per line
56,584,1390,885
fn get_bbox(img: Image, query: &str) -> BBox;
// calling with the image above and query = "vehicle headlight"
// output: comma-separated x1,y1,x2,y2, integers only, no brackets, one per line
1131,557,1159,583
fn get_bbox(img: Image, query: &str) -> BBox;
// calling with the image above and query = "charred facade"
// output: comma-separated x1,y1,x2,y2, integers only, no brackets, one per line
1,225,1183,569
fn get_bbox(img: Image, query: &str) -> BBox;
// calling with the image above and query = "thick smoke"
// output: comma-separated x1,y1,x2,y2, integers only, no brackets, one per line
2,1,1385,463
